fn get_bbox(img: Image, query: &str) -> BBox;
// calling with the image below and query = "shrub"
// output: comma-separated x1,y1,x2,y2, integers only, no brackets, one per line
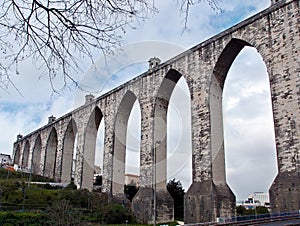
104,204,132,224
0,212,50,225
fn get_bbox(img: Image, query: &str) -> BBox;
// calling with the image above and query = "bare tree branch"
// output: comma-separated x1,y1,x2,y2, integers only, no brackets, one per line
0,0,220,93
179,0,222,30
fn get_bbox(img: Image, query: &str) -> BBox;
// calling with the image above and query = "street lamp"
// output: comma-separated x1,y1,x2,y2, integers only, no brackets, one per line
153,140,161,226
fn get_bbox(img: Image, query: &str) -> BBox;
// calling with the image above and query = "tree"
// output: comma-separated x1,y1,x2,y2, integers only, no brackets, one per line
167,178,185,220
236,205,247,216
124,180,139,202
93,175,102,186
256,206,269,215
0,0,220,92
48,199,84,226
236,205,269,216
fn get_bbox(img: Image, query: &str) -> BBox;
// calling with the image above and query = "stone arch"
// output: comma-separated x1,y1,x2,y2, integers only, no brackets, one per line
32,135,42,174
14,144,21,165
213,38,252,88
210,38,254,185
44,127,58,179
150,68,192,222
22,140,30,169
209,37,276,206
166,74,192,186
185,38,265,223
112,90,139,196
61,118,77,183
154,68,186,189
81,106,103,190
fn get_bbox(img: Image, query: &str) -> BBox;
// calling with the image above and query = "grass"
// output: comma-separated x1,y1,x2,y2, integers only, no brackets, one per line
92,222,179,226
0,167,54,182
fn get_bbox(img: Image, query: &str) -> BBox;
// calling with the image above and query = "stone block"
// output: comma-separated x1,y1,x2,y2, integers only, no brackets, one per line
270,171,300,213
132,187,174,224
184,181,235,223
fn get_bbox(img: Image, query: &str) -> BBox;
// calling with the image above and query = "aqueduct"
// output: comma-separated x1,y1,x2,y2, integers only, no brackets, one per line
12,0,300,223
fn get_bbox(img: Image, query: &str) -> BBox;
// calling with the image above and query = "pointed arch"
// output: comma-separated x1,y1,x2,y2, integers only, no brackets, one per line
32,135,42,174
61,118,77,183
81,106,103,190
14,144,21,165
210,37,276,196
210,38,252,185
167,76,192,189
44,127,58,179
213,38,251,88
154,69,191,190
95,119,105,178
22,140,30,168
112,90,139,195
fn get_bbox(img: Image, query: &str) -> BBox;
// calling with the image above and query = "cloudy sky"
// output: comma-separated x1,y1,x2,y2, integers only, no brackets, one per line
0,0,278,201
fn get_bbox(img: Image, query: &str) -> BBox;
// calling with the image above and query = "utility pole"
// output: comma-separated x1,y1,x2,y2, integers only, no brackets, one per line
0,186,2,210
154,142,157,226
28,163,33,189
153,141,161,226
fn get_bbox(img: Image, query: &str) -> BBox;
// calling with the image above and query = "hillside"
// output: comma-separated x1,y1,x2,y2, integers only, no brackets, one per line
0,168,132,225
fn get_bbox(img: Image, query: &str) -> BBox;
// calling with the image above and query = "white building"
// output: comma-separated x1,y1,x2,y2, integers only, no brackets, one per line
0,153,12,166
125,174,140,187
254,192,270,207
237,192,270,209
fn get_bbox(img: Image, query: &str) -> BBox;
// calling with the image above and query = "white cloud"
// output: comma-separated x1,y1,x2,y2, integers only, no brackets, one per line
0,102,48,154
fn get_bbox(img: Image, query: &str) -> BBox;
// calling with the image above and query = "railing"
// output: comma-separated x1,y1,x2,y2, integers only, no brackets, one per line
184,211,300,226
226,211,300,224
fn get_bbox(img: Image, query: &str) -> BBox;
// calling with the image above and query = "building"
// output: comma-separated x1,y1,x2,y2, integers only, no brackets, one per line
94,165,101,174
254,192,270,207
0,153,12,166
237,192,270,209
125,174,140,187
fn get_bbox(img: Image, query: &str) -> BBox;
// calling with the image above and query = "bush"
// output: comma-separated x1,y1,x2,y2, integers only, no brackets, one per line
0,175,135,224
65,181,77,190
24,189,59,209
103,204,132,224
58,189,90,208
0,168,54,182
0,212,51,225
47,199,85,226
236,205,269,216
